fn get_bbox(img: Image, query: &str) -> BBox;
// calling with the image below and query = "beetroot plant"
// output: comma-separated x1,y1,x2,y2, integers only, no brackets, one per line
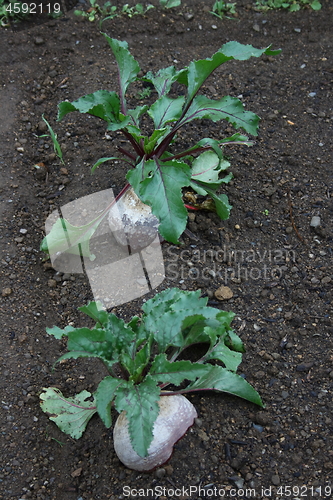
41,36,280,257
40,288,263,467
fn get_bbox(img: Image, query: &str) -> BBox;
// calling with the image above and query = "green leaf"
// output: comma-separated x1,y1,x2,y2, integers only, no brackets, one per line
141,287,183,315
143,66,185,97
130,336,153,382
102,34,140,113
141,288,235,355
190,181,232,220
209,191,232,220
170,288,208,312
149,354,208,385
127,158,191,244
148,96,185,128
91,156,121,174
41,115,64,164
58,90,128,131
176,134,253,163
220,132,253,145
221,40,281,59
190,151,230,193
159,0,181,8
78,301,109,327
310,0,321,10
127,104,149,127
64,327,111,358
114,378,160,457
143,128,170,155
186,365,264,406
58,323,126,370
104,314,136,357
226,329,245,353
181,42,281,106
95,376,125,428
46,325,76,340
181,316,217,347
181,95,260,136
40,388,97,439
182,309,235,349
143,307,186,352
203,332,243,372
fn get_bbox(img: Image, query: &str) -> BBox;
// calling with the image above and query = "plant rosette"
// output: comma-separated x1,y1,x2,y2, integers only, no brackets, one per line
40,288,263,470
40,36,280,260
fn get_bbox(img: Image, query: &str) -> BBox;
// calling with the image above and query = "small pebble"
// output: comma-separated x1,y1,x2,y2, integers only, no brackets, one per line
233,477,244,489
34,37,45,45
310,216,321,228
253,423,264,432
215,286,233,301
195,418,203,429
155,468,166,478
296,362,314,372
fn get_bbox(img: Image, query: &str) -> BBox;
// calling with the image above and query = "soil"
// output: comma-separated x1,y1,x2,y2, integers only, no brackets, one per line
0,1,332,499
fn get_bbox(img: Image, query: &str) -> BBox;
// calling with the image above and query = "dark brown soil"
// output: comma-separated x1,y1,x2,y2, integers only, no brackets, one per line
0,1,332,499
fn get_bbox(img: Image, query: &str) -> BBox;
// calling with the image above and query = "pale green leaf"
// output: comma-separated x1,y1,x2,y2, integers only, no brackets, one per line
221,40,281,60
169,288,208,312
46,325,76,340
40,215,104,260
191,151,230,190
40,388,97,439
